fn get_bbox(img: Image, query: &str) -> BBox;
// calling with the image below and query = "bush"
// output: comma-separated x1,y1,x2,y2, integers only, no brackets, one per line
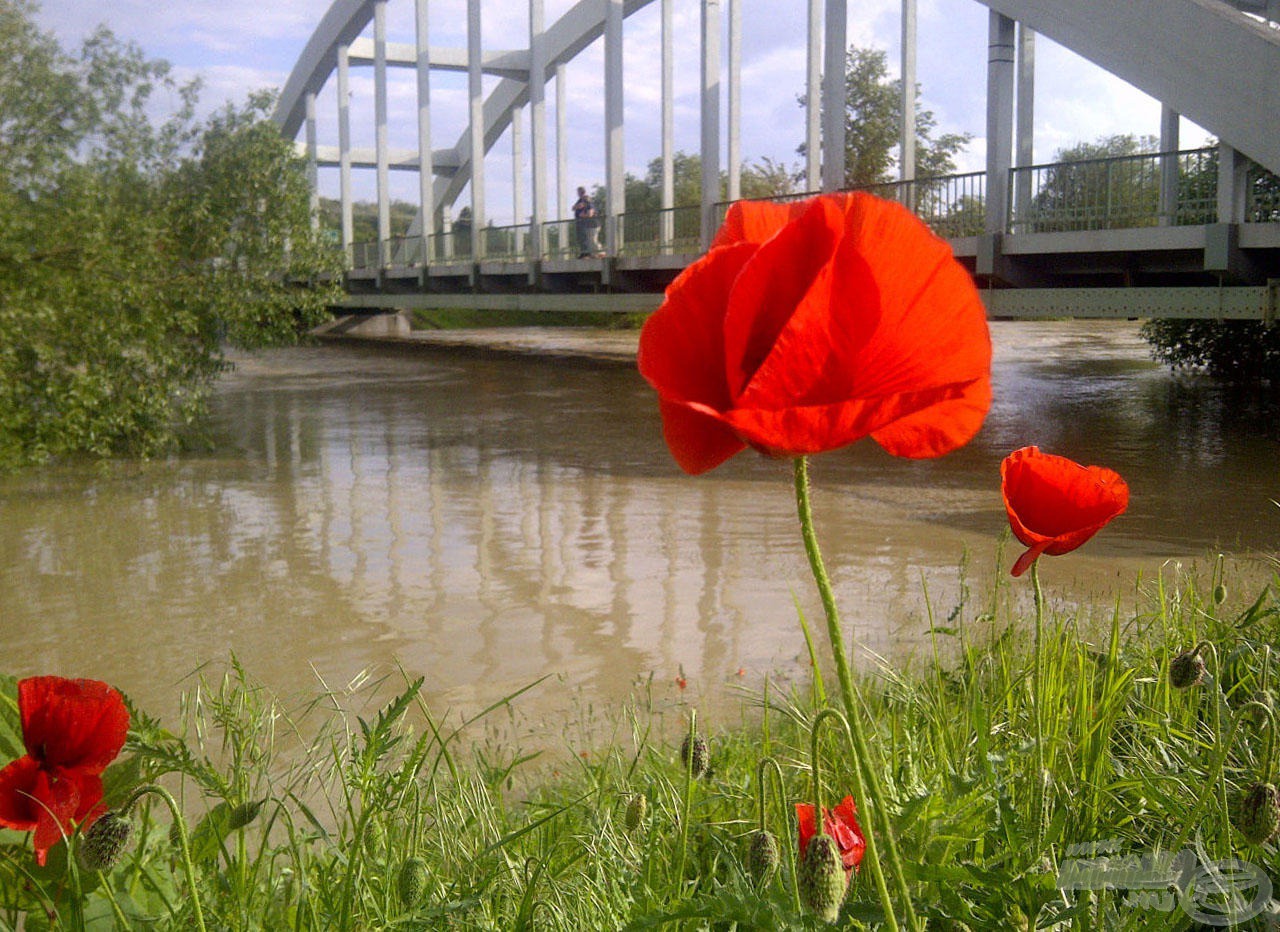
1141,318,1280,386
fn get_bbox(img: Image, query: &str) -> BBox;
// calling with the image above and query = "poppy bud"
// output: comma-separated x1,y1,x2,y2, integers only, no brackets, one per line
747,829,779,887
681,734,708,779
1213,584,1227,605
1169,650,1207,689
798,833,847,923
1234,782,1280,845
229,800,264,830
397,856,428,906
77,811,133,872
624,793,647,832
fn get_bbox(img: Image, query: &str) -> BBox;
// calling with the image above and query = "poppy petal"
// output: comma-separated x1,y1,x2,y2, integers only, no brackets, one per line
0,755,40,831
19,677,129,774
656,398,745,475
30,770,80,867
723,381,982,457
795,802,818,857
638,242,757,412
1011,542,1050,578
722,198,843,400
712,197,809,249
1000,447,1129,575
871,378,993,459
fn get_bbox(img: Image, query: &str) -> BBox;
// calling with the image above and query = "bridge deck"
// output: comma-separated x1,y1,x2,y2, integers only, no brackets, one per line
336,153,1280,321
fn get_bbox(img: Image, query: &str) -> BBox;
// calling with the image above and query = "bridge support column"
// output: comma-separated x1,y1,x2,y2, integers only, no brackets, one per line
1218,143,1247,225
529,0,547,261
727,0,741,201
700,0,722,250
980,11,1015,281
337,44,353,260
1014,24,1034,223
805,0,820,190
661,0,674,249
556,62,567,225
899,0,916,202
1159,105,1179,225
467,0,485,260
821,0,847,192
374,0,390,264
512,108,525,255
415,0,435,247
305,91,319,228
605,0,624,255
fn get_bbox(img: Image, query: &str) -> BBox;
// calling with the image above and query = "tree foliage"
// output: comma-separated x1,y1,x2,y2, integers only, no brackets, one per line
800,46,971,188
0,1,340,467
1141,318,1280,386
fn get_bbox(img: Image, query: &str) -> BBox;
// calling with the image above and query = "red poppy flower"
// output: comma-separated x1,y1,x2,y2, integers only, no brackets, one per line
1001,446,1129,577
637,192,992,474
795,794,866,874
0,677,129,865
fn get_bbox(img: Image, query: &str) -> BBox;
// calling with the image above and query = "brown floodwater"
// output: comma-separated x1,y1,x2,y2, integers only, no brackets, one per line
1,321,1277,724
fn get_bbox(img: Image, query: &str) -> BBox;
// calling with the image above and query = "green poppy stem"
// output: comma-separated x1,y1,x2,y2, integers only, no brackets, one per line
117,784,207,932
675,709,696,888
1030,561,1047,848
758,755,801,913
793,456,919,932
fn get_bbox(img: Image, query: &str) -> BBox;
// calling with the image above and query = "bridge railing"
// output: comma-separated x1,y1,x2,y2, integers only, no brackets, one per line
482,223,530,262
851,172,988,238
1007,147,1218,233
617,206,701,257
542,219,578,260
1248,162,1280,222
385,235,424,267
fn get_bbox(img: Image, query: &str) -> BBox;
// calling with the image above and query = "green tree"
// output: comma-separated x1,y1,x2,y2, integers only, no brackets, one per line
800,46,971,188
0,3,339,467
1021,134,1160,232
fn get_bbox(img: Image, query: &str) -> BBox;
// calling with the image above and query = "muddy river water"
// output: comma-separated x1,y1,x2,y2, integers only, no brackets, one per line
1,321,1277,724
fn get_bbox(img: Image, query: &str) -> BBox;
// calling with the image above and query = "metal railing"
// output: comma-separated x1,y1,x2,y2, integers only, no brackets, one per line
851,172,987,238
1248,162,1280,222
713,190,816,229
1008,147,1218,233
339,154,1280,271
617,206,701,257
542,219,579,260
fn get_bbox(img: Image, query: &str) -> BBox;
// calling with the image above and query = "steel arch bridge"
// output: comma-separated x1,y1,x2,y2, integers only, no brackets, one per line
274,0,1280,321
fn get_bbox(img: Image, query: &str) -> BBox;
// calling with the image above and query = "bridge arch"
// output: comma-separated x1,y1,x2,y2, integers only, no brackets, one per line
273,0,1280,293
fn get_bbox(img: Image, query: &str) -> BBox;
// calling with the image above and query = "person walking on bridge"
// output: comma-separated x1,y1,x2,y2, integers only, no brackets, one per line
573,187,604,258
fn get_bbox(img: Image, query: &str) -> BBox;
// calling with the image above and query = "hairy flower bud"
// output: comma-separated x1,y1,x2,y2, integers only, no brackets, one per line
229,799,264,830
747,829,779,887
1169,650,1207,689
681,733,708,779
624,793,647,832
1213,584,1227,605
77,811,133,872
798,833,847,923
397,856,428,907
1234,782,1280,845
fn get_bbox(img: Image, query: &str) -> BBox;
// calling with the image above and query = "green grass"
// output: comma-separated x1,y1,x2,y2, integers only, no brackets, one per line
2,560,1278,929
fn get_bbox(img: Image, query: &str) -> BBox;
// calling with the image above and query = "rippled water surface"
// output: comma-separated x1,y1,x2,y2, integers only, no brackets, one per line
2,321,1277,720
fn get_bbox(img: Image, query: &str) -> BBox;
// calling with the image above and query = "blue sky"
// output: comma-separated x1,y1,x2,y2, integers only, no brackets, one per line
34,0,1208,225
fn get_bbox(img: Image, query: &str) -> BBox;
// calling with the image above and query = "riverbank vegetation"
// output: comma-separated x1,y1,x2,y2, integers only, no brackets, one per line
0,0,340,469
1,560,1277,929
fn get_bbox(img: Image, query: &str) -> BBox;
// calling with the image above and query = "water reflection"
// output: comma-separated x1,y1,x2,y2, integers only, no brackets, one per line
0,322,1275,720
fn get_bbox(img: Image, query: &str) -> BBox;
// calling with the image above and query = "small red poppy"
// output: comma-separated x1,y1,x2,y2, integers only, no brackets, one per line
1001,446,1129,577
0,677,129,865
795,794,866,874
637,192,992,474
